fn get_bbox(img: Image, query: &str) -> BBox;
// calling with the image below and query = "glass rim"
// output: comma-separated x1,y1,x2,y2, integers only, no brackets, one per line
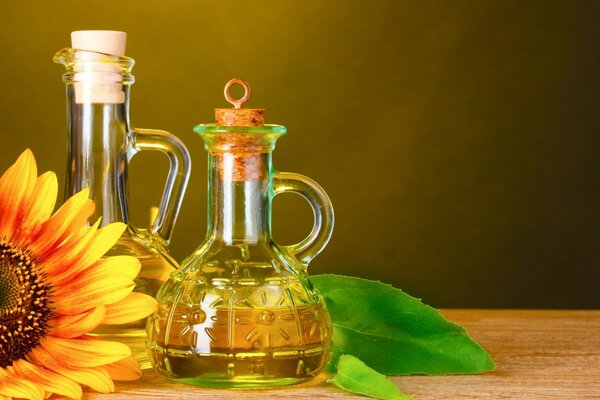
54,48,136,85
193,124,287,135
54,48,135,67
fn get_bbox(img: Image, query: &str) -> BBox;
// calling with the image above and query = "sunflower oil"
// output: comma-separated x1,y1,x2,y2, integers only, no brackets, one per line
147,273,331,387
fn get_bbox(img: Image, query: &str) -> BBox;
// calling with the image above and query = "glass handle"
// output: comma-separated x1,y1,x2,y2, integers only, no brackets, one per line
130,128,191,245
273,172,334,266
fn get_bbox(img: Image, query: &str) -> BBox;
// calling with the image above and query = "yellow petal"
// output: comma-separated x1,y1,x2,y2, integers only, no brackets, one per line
0,366,45,400
102,292,158,325
87,368,116,393
69,222,127,270
74,255,141,282
11,360,82,400
47,222,126,284
52,257,140,315
49,305,106,338
101,356,141,381
26,188,94,258
53,282,134,316
0,149,37,239
41,219,101,279
27,347,114,394
40,337,130,368
14,171,58,245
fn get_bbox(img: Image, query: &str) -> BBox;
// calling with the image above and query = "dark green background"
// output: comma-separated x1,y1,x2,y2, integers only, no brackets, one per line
0,1,598,308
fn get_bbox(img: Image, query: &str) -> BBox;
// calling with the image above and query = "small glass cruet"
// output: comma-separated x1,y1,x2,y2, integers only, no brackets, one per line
147,79,334,387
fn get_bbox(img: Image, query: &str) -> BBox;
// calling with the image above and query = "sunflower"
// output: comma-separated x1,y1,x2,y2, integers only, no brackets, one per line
0,150,157,399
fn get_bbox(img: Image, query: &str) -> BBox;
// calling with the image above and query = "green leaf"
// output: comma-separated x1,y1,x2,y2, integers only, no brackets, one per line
312,274,495,375
328,355,412,400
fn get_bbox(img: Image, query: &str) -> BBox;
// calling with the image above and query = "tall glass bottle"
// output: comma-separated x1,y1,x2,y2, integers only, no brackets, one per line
148,79,334,387
54,31,191,369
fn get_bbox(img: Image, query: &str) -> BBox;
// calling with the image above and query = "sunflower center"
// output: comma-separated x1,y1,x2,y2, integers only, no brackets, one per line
0,240,51,368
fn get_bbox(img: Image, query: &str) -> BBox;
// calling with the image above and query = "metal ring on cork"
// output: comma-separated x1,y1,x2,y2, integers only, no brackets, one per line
224,78,251,109
215,78,265,127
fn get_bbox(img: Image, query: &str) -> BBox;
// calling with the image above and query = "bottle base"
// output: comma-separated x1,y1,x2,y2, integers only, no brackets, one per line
148,344,329,388
162,375,312,389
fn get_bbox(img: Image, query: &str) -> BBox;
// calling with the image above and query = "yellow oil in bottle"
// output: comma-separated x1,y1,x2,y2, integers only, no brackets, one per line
147,277,332,387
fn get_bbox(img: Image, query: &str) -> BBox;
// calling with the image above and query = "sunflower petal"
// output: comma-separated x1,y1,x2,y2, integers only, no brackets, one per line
0,149,37,239
52,256,140,315
50,305,106,338
41,219,101,279
26,188,94,258
28,347,114,394
101,356,141,381
53,283,134,316
87,368,116,393
102,292,158,325
0,366,45,400
45,222,126,284
40,337,130,368
14,171,58,245
11,360,82,400
68,222,127,271
93,255,142,281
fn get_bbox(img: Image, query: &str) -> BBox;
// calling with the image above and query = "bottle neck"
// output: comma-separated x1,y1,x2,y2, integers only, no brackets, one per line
206,152,272,244
65,84,131,225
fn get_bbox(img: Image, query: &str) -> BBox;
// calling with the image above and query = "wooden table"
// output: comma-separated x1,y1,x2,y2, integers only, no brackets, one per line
88,310,600,399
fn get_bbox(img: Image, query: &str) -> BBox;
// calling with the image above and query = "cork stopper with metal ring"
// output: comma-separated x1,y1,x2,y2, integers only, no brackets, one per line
211,79,270,181
215,78,265,126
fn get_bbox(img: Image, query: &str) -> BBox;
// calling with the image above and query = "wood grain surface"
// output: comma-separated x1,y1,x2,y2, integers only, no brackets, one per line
87,309,600,399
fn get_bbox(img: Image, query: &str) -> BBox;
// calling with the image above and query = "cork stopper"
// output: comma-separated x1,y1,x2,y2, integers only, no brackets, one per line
215,79,265,126
71,30,126,56
211,79,268,181
70,30,127,104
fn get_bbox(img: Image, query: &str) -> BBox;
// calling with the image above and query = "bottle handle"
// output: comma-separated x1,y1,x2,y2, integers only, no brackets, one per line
130,128,191,245
273,172,334,266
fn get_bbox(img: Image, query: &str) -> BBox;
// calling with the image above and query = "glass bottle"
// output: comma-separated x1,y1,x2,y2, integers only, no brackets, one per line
147,79,335,388
54,31,191,369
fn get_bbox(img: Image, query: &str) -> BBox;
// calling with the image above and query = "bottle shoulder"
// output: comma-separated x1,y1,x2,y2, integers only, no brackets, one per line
106,227,178,271
179,238,304,276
